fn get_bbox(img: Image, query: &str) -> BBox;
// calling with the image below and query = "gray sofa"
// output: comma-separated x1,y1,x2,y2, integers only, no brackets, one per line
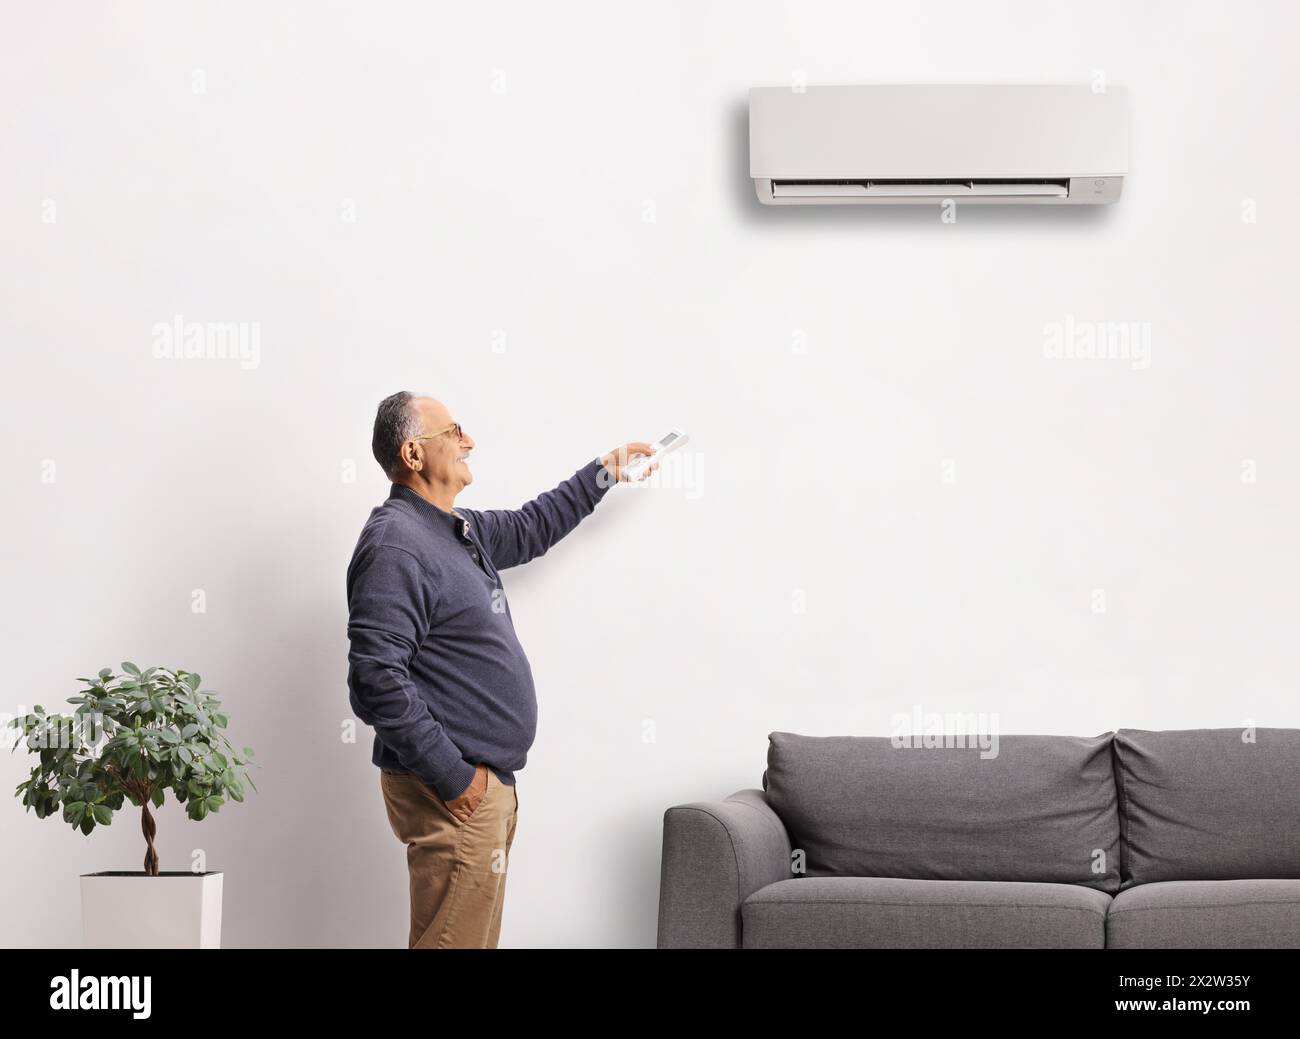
656,728,1300,948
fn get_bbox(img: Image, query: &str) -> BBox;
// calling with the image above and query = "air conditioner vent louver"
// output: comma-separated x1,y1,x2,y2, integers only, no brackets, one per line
771,178,1071,199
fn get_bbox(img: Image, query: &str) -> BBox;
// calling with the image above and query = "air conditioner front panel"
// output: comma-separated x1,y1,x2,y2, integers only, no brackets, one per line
749,85,1129,205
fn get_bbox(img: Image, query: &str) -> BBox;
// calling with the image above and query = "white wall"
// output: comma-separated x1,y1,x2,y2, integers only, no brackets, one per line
2,0,1297,948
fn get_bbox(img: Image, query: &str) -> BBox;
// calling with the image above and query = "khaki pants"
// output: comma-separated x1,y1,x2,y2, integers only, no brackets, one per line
379,766,518,948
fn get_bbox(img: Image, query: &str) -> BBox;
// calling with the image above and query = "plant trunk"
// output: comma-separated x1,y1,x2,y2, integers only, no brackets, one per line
141,799,160,877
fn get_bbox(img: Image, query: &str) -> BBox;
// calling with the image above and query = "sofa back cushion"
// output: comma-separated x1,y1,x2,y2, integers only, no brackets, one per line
762,731,1121,892
1113,728,1300,887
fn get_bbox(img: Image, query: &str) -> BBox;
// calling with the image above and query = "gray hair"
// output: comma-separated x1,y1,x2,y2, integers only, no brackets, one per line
372,391,423,478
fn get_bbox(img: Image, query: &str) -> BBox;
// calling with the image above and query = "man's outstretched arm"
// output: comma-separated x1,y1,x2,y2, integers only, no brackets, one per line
463,444,654,571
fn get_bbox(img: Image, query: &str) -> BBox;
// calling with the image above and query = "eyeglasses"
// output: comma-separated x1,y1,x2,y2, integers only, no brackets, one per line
413,422,464,443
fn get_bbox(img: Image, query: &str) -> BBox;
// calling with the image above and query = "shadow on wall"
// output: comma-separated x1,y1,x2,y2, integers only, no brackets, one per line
725,98,1115,232
208,532,376,946
610,806,678,947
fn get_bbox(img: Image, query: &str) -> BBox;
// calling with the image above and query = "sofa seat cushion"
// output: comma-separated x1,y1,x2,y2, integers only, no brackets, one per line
1106,880,1300,948
741,876,1111,948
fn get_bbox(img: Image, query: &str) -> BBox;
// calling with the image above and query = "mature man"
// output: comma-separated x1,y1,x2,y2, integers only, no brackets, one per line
346,391,655,949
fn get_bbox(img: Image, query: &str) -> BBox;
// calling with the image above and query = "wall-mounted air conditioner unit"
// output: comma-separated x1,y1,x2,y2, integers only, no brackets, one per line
750,84,1128,205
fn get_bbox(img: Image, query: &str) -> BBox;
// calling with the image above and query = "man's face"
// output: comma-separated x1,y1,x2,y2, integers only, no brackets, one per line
410,397,475,491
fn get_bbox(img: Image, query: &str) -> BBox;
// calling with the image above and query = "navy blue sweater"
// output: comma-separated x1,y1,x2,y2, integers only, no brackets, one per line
346,458,612,799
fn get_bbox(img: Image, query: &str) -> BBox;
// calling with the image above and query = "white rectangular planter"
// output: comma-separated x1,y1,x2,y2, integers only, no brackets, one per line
81,871,224,948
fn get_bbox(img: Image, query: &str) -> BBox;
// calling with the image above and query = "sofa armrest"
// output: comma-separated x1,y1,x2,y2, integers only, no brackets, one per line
656,788,793,948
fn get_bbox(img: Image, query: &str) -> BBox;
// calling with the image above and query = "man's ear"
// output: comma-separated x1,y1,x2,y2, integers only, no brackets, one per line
401,440,422,473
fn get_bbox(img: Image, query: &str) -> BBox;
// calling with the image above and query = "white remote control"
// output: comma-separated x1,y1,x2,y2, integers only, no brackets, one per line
622,429,690,481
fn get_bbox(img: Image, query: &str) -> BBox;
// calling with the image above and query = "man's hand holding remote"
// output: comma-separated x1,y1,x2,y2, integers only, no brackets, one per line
600,442,660,483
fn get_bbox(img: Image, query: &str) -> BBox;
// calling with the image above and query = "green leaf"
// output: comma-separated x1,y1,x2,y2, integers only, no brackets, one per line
180,723,199,739
184,673,201,691
151,786,164,808
121,662,141,676
98,668,113,679
177,746,192,765
91,804,112,825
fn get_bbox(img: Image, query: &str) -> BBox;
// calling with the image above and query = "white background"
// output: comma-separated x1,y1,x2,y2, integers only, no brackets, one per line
2,0,1297,947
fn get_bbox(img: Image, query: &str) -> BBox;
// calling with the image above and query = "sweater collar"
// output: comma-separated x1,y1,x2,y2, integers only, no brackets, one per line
388,483,472,541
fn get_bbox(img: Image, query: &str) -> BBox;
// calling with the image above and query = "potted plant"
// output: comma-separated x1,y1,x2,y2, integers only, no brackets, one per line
7,664,257,948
